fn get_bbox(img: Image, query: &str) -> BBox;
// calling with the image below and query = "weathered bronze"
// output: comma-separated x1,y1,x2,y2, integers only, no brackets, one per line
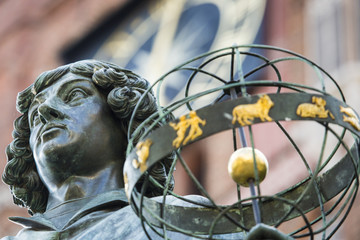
1,60,181,239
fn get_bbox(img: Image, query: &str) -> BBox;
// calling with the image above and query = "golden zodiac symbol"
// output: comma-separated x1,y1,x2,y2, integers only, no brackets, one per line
132,139,153,172
296,96,335,119
232,95,274,126
340,106,360,131
170,111,206,148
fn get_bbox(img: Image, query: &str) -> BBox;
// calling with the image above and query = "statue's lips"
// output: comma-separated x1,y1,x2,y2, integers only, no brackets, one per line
39,124,65,141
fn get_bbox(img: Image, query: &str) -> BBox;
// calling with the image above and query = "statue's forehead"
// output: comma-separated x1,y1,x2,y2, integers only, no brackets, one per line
33,72,92,96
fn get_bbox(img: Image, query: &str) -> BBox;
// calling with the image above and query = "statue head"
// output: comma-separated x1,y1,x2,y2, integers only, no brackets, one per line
2,60,174,214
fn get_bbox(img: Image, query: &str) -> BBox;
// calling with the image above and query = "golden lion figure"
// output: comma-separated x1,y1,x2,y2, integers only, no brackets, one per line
296,96,334,119
232,95,274,126
340,106,360,131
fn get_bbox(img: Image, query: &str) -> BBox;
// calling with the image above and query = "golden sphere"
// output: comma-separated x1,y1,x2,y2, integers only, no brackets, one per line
228,147,268,187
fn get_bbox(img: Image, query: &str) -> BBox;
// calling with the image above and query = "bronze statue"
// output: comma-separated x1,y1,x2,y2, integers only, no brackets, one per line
1,60,250,239
1,60,179,239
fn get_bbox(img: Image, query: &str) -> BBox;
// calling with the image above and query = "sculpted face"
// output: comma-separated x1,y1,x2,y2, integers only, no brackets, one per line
28,72,126,184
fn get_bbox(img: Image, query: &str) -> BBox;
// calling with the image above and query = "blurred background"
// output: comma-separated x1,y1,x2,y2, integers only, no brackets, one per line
0,0,359,238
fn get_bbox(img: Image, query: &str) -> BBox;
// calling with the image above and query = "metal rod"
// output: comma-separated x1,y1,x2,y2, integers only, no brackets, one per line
231,46,261,225
249,179,261,224
229,89,248,147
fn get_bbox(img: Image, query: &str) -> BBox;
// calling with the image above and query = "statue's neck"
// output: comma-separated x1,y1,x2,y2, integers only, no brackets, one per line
45,163,124,211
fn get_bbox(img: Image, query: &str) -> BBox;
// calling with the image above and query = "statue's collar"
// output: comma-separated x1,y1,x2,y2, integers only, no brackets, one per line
9,189,128,231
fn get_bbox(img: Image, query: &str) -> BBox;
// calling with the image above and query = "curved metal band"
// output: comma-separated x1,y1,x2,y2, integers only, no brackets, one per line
124,92,360,233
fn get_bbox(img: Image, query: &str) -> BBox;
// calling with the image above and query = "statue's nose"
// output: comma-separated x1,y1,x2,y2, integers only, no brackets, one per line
37,102,63,124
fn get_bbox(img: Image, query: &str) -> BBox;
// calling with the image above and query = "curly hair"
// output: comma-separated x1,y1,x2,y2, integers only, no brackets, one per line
2,60,174,214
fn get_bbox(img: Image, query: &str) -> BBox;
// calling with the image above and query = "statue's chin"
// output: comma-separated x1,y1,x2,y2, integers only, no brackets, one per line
35,131,80,168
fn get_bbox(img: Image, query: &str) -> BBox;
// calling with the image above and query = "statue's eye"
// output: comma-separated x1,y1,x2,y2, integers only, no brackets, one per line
66,89,87,102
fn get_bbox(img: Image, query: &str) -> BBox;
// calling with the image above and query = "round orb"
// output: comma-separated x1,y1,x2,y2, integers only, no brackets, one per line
228,147,269,187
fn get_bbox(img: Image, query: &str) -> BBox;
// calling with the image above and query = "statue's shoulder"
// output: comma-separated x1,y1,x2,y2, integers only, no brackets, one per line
79,205,150,240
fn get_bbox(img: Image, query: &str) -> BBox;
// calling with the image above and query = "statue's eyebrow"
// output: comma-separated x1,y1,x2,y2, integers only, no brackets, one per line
28,78,92,113
56,78,92,96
